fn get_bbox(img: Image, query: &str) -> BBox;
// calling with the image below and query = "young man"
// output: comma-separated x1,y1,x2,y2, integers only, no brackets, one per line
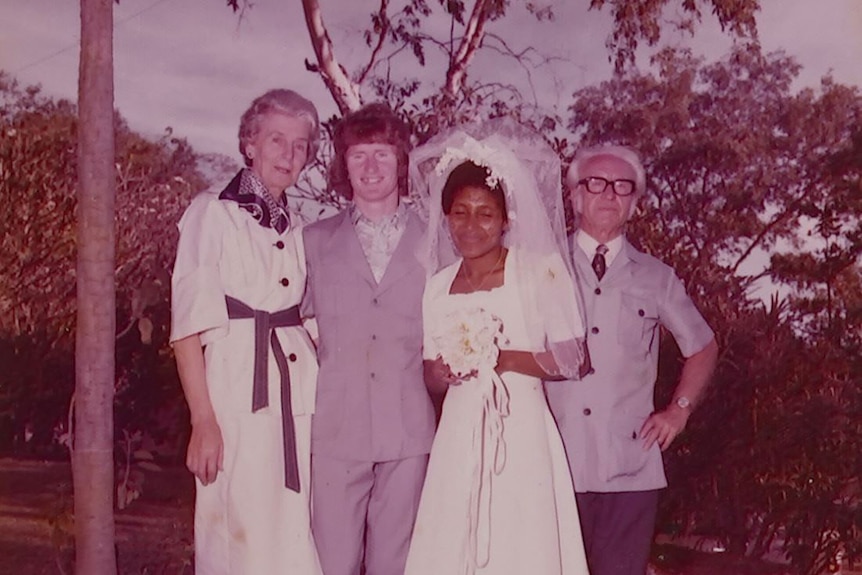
303,103,435,575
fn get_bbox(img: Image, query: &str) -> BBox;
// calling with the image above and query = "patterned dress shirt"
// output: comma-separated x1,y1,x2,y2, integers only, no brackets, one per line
351,202,408,283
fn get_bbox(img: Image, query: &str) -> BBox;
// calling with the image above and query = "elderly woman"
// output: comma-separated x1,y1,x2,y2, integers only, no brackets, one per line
170,89,323,574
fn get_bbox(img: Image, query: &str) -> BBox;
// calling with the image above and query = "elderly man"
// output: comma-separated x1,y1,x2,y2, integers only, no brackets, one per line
302,103,436,575
546,145,719,575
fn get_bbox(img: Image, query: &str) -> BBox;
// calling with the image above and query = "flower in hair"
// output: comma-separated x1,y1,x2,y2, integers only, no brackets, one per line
433,136,516,194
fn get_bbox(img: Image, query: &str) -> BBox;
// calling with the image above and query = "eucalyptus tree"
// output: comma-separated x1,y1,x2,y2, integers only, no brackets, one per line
224,0,761,207
279,0,759,114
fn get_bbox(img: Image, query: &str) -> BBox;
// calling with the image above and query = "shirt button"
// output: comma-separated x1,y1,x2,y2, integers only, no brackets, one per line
280,278,290,287
591,326,599,334
372,298,378,305
594,287,601,295
632,431,638,440
583,408,591,416
371,334,377,341
638,309,645,317
370,372,376,379
275,241,285,249
288,353,297,362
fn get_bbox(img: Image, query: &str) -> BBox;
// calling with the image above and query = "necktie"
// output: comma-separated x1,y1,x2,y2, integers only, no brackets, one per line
592,244,608,280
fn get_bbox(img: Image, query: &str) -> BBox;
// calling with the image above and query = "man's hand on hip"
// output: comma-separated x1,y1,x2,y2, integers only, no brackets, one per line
639,405,690,451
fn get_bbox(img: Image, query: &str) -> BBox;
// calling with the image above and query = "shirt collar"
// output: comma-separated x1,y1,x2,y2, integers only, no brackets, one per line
350,201,408,229
575,230,624,267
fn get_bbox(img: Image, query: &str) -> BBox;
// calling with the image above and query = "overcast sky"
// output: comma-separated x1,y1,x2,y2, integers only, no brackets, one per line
2,0,861,161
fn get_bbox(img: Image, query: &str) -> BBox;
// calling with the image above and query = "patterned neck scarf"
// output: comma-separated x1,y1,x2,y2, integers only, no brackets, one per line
219,169,292,234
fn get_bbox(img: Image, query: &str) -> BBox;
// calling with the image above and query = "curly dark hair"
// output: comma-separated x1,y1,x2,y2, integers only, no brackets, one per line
328,103,411,200
441,161,507,221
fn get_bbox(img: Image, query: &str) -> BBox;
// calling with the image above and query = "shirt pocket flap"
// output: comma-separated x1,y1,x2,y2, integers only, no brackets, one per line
618,293,658,347
604,412,653,481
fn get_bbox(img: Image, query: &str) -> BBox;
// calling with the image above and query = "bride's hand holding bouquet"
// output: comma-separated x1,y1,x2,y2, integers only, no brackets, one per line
425,307,507,393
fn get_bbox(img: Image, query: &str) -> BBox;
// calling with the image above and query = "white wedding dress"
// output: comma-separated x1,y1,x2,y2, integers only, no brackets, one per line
405,255,589,575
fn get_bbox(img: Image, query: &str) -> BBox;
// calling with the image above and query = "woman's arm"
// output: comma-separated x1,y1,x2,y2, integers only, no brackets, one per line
496,350,567,381
506,338,592,382
174,334,223,485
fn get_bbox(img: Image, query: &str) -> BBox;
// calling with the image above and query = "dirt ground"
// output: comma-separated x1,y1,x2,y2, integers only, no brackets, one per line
0,457,797,575
0,458,194,574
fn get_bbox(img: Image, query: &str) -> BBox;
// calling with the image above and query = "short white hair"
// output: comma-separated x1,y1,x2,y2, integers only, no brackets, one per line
565,145,646,196
238,89,320,167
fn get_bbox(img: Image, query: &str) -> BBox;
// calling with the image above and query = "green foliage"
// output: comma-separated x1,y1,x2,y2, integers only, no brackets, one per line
567,45,862,573
0,72,213,481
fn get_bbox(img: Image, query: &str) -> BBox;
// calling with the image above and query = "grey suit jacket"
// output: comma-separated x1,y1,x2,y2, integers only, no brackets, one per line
546,237,714,493
303,209,435,462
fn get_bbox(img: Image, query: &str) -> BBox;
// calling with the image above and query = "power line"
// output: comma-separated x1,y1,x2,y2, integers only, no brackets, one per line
11,0,175,76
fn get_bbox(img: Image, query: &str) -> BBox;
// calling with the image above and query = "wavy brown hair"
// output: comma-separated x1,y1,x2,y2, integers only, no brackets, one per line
328,103,411,200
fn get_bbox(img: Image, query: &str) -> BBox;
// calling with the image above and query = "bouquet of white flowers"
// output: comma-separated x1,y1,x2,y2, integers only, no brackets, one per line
433,307,507,378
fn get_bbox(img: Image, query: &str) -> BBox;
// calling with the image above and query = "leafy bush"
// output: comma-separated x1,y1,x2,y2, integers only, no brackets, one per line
0,72,226,480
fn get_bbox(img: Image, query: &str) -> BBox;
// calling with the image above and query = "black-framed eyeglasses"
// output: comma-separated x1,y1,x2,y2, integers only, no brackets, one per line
577,176,636,197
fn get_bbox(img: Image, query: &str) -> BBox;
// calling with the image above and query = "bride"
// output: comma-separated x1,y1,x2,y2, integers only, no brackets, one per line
405,124,590,575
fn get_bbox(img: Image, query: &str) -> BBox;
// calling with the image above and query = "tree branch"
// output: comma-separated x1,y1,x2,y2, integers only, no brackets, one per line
445,0,492,99
356,0,390,86
481,32,566,105
301,0,362,114
730,190,805,276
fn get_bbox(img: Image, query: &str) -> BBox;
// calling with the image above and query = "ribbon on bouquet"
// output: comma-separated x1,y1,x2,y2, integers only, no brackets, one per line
466,366,511,574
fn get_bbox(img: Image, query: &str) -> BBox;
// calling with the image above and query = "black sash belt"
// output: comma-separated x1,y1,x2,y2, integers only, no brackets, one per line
226,295,302,492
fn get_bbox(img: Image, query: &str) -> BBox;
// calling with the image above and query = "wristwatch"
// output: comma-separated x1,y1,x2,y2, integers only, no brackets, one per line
675,396,692,410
